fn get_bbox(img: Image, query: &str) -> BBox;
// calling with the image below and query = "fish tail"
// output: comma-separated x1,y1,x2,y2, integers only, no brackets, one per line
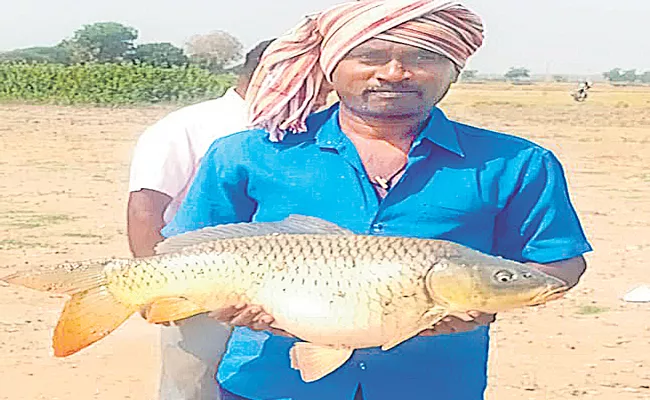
2,259,138,357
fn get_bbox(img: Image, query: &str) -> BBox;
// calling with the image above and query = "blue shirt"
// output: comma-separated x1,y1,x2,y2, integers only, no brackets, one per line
163,104,592,400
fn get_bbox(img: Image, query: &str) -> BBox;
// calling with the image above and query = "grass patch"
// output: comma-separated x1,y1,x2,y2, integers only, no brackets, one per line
0,211,79,229
471,100,526,107
0,239,48,250
576,305,609,315
62,233,103,239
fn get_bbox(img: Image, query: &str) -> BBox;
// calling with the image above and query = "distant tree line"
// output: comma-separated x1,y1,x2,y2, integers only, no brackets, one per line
462,66,650,84
0,22,244,73
460,67,532,82
602,68,650,83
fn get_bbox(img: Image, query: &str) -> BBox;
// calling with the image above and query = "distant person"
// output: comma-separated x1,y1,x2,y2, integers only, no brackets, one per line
127,38,331,400
573,80,592,101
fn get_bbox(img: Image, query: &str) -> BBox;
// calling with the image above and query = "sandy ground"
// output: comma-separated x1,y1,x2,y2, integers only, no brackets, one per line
0,83,648,400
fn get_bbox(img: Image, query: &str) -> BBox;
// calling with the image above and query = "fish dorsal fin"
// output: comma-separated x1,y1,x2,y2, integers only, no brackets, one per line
155,215,353,255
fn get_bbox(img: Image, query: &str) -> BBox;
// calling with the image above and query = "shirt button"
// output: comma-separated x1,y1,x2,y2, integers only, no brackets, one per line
358,361,367,370
371,223,384,234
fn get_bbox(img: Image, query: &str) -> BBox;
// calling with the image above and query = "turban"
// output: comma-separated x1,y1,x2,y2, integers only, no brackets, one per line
246,0,484,141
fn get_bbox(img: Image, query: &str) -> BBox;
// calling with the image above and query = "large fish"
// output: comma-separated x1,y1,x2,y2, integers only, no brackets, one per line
2,215,568,382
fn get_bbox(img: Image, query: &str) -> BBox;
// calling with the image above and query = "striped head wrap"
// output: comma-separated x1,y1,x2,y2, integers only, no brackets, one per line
246,0,484,141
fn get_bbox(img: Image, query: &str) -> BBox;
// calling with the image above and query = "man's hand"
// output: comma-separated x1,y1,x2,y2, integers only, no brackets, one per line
419,311,496,336
208,304,295,337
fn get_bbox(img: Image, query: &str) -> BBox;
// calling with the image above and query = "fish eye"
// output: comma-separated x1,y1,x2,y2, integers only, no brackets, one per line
495,270,515,283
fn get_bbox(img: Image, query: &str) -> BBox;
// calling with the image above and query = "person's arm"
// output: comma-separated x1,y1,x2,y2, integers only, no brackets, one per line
127,113,195,256
419,255,587,335
127,189,172,257
423,149,592,336
530,255,586,290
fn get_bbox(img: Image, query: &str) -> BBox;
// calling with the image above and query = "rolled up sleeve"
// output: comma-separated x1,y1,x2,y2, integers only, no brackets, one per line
493,150,593,263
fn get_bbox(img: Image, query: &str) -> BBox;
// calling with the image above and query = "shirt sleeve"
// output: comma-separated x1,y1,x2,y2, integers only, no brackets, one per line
493,149,593,263
161,139,257,238
128,113,195,198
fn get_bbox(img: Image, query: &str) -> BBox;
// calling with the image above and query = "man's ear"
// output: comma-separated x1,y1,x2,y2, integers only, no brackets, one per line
451,68,460,83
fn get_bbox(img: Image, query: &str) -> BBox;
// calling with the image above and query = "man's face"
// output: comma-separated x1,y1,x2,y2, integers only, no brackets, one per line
331,38,458,119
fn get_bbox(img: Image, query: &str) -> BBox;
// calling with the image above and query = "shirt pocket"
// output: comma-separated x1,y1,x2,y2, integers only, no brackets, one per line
408,168,500,242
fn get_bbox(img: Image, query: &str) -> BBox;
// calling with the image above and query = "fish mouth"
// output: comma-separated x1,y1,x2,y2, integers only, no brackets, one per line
528,283,570,306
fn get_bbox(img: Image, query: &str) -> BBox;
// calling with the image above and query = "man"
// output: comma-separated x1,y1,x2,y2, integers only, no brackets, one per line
128,39,275,257
163,1,592,399
127,40,278,400
128,36,333,399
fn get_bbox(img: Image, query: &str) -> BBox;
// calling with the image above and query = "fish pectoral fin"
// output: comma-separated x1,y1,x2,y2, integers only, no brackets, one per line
289,342,353,383
145,297,208,324
381,307,448,351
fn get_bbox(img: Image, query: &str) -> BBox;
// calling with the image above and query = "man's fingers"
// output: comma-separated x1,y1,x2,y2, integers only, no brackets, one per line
433,316,478,334
467,312,496,325
208,306,238,321
209,304,250,322
229,306,262,326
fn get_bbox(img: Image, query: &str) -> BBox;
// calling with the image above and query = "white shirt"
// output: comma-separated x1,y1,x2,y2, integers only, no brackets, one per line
129,88,247,223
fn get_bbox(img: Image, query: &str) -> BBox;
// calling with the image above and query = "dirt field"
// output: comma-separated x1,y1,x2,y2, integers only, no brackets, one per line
1,83,648,400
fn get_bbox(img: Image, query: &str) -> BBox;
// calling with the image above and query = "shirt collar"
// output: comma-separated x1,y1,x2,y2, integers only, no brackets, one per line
416,107,465,157
311,104,465,158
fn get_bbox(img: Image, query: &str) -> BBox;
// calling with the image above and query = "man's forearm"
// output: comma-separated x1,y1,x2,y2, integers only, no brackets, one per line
128,216,166,257
530,256,587,289
127,190,172,258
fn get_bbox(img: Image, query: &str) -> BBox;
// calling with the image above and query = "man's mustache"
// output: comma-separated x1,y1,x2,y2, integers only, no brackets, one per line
364,84,421,94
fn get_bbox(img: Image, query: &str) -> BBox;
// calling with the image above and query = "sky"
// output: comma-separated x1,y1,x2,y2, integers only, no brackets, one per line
0,0,647,75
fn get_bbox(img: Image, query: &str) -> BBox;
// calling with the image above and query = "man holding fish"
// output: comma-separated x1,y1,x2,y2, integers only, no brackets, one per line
3,1,592,399
161,1,591,399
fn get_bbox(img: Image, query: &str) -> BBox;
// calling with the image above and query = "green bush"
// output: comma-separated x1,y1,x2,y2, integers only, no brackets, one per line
0,63,235,105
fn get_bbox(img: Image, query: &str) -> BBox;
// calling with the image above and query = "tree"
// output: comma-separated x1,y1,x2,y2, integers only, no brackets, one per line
640,71,650,84
621,69,637,82
603,68,623,82
504,67,530,80
185,30,243,73
134,43,189,67
460,69,478,81
604,68,640,83
61,22,138,63
0,46,71,64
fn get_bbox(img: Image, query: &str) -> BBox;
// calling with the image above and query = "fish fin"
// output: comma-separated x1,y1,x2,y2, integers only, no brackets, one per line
145,297,208,323
1,259,115,295
53,286,137,357
155,215,353,254
381,307,448,351
3,260,137,357
289,342,354,383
